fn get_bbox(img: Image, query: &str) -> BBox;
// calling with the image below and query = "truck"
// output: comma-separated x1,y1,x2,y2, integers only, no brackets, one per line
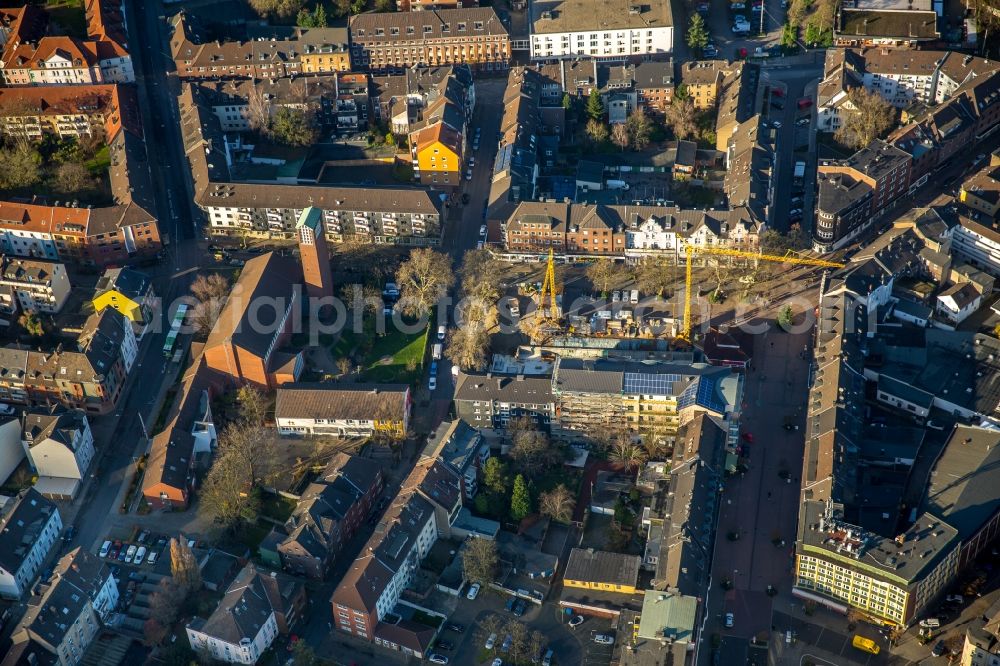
793,161,806,185
606,179,630,191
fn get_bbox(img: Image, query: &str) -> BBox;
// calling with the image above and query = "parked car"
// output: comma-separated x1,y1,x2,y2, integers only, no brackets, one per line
797,97,813,109
501,634,513,653
796,117,810,126
467,583,481,600
569,615,584,628
125,545,137,564
946,595,964,604
932,641,947,657
485,633,498,649
480,225,487,237
594,634,615,645
100,540,112,558
542,649,554,666
513,600,526,617
703,43,718,57
919,618,940,629
771,120,782,129
725,612,735,628
134,546,147,564
429,655,449,664
447,623,465,633
465,169,473,181
492,659,503,666
147,550,159,565
437,641,453,651
505,597,516,612
428,376,437,391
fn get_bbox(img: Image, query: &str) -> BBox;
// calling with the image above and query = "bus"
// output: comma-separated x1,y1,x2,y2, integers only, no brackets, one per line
162,304,189,358
852,635,880,655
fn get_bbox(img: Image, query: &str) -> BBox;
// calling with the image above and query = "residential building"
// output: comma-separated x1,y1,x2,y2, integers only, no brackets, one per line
817,49,998,131
621,591,698,666
330,492,438,648
453,370,555,432
296,207,333,302
714,62,758,152
0,256,70,314
952,213,1000,276
725,115,773,225
0,4,133,86
0,308,137,415
142,352,216,510
92,265,154,335
408,76,470,187
815,140,912,252
370,65,474,131
5,548,117,666
936,282,982,326
421,419,489,500
0,83,130,139
961,165,1000,218
551,357,740,444
623,206,760,259
398,0,479,11
193,74,370,134
349,8,510,72
486,67,544,227
274,383,411,438
21,407,94,500
275,454,383,578
960,602,1000,666
203,252,302,389
833,0,938,47
0,488,62,600
529,0,673,61
186,564,305,664
679,60,730,110
170,13,350,79
0,417,23,487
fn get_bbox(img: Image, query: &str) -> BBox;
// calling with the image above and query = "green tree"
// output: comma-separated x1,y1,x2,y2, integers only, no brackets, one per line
482,457,508,494
510,474,532,522
385,132,396,147
777,304,794,330
562,92,573,110
313,3,328,26
686,13,710,52
271,107,318,146
296,7,315,26
18,311,43,337
586,88,604,121
780,22,798,47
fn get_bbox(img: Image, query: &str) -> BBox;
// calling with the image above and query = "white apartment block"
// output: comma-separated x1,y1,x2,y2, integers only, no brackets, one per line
187,613,278,665
0,489,63,599
22,409,96,491
529,0,673,61
623,209,759,260
0,257,71,313
951,216,1000,277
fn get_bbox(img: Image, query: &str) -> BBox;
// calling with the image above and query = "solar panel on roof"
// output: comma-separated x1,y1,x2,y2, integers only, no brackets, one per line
623,372,682,395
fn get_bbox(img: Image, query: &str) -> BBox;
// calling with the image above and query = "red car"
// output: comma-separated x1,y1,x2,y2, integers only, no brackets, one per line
742,432,754,443
772,88,785,98
797,97,813,110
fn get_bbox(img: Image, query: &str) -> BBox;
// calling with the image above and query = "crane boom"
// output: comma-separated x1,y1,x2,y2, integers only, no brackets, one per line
679,244,844,342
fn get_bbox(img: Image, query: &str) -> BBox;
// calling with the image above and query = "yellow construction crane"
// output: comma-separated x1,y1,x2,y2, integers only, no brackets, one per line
679,244,844,343
538,248,560,318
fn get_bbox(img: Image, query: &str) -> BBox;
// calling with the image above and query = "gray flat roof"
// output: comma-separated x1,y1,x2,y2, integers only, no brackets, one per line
531,0,673,34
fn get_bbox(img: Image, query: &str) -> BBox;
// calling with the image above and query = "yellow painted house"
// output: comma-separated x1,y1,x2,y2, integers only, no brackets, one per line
563,548,641,594
92,267,153,331
411,122,463,188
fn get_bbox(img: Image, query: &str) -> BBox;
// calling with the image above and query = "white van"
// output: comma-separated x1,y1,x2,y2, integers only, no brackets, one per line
147,550,159,565
432,343,443,360
920,618,941,629
437,325,446,340
630,289,639,304
99,540,111,558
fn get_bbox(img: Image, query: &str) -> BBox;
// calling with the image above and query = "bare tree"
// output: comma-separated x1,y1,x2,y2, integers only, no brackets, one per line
461,537,498,586
834,87,897,150
626,107,653,150
585,259,618,296
336,357,352,376
611,123,630,150
529,630,547,663
246,83,272,134
586,118,609,144
198,450,260,530
169,537,202,593
459,248,507,303
610,438,648,472
664,96,698,141
479,614,505,652
445,326,490,371
189,273,230,334
395,248,455,317
634,257,675,297
508,416,564,477
539,484,576,523
508,620,531,664
53,162,95,194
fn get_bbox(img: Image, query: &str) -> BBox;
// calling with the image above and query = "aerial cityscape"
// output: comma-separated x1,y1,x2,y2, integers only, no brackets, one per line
0,0,999,663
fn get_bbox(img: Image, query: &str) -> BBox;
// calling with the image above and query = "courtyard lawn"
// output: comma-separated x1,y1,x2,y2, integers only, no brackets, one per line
45,0,87,38
329,316,429,385
260,493,297,522
85,145,111,175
